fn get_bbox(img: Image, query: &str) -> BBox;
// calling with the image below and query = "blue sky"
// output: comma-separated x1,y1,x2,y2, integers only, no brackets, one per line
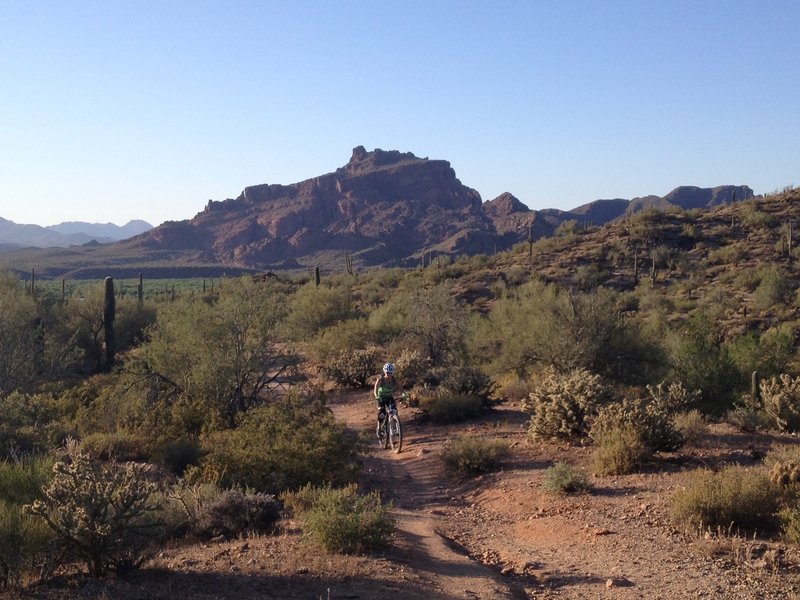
0,1,797,227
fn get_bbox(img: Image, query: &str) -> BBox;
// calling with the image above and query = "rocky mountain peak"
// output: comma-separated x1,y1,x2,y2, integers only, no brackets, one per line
483,192,530,217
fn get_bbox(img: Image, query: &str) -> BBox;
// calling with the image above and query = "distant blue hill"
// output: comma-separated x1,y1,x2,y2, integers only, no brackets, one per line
0,218,153,249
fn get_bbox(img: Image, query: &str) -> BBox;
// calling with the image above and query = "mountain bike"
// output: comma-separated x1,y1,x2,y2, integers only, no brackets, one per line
377,395,403,453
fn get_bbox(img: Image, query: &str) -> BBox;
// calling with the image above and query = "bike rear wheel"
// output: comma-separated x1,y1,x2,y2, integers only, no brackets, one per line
388,413,402,453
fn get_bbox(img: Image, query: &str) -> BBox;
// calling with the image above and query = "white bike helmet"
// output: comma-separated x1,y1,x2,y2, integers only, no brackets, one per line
383,362,395,375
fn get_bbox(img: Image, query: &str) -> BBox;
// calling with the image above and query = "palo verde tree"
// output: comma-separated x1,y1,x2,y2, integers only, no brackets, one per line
133,276,291,429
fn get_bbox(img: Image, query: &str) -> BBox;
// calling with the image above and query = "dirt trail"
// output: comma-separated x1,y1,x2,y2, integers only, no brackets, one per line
330,390,525,600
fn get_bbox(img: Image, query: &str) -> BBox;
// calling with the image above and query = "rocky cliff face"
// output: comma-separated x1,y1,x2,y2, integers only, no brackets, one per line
128,147,493,269
117,148,756,271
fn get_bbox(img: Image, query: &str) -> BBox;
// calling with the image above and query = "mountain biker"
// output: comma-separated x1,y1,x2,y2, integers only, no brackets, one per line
374,362,405,427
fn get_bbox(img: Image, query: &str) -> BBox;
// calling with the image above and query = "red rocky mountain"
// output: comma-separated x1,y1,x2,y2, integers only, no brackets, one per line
122,147,755,271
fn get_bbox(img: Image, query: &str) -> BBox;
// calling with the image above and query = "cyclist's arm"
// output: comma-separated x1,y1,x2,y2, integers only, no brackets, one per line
373,376,381,398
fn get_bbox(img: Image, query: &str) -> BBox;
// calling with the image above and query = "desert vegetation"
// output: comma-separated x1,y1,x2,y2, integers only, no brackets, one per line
2,189,800,596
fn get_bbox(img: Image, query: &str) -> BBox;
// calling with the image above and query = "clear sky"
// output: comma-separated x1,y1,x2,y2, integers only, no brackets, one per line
1,1,797,227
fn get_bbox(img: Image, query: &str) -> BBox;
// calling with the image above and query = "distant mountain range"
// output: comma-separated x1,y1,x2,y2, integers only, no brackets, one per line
0,219,153,249
0,147,754,277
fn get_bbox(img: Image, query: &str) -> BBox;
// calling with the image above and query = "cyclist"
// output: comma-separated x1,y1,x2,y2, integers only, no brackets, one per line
374,362,405,428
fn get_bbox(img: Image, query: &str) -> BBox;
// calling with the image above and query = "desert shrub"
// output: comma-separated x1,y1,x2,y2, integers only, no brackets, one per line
323,348,381,388
752,268,791,310
309,318,373,362
671,465,778,532
0,392,74,458
150,437,204,476
437,365,498,410
440,436,510,476
591,425,650,476
394,348,430,389
727,325,796,382
672,410,708,446
285,282,354,341
591,397,683,454
740,204,775,228
287,484,394,554
474,281,661,384
416,394,483,423
542,462,592,495
25,446,163,576
195,489,280,540
0,500,54,587
80,430,151,462
725,404,774,433
522,367,607,442
759,374,800,432
159,478,226,537
778,507,800,544
666,314,740,413
201,390,359,494
495,372,533,402
0,455,53,506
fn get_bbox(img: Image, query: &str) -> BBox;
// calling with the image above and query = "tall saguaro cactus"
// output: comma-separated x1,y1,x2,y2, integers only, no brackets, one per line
137,272,144,305
103,276,116,371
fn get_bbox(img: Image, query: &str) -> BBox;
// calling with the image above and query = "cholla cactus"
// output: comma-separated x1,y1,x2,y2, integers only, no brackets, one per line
760,374,800,432
25,446,161,576
770,460,800,488
523,367,607,441
646,381,700,414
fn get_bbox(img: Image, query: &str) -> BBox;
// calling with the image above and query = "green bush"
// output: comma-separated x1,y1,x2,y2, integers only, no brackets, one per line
417,394,483,423
542,462,592,494
0,500,54,586
759,374,800,432
671,465,779,531
752,268,791,310
322,348,381,388
287,484,394,555
778,507,800,544
0,455,53,505
81,430,152,462
437,365,498,411
151,437,204,476
523,367,607,442
25,446,163,576
285,282,355,341
440,436,510,476
591,425,650,476
201,389,359,493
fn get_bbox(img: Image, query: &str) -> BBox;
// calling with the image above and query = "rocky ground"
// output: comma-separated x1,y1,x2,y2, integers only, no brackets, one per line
12,391,800,600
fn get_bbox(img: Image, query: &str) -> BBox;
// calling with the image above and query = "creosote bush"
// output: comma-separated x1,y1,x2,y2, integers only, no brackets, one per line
201,390,359,494
670,465,779,532
542,462,592,495
416,394,483,423
591,397,683,455
0,500,54,587
591,425,649,476
283,484,394,555
523,367,607,442
440,436,510,476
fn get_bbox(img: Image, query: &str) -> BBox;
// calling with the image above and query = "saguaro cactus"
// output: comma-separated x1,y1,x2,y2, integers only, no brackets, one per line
314,266,321,287
137,273,144,305
752,370,761,403
103,276,116,371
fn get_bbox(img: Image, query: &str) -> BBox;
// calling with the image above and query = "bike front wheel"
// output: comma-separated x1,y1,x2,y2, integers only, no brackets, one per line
377,418,389,449
388,413,402,453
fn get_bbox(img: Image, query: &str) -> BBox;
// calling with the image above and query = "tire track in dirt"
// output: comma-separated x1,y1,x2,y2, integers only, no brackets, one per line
330,390,526,600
